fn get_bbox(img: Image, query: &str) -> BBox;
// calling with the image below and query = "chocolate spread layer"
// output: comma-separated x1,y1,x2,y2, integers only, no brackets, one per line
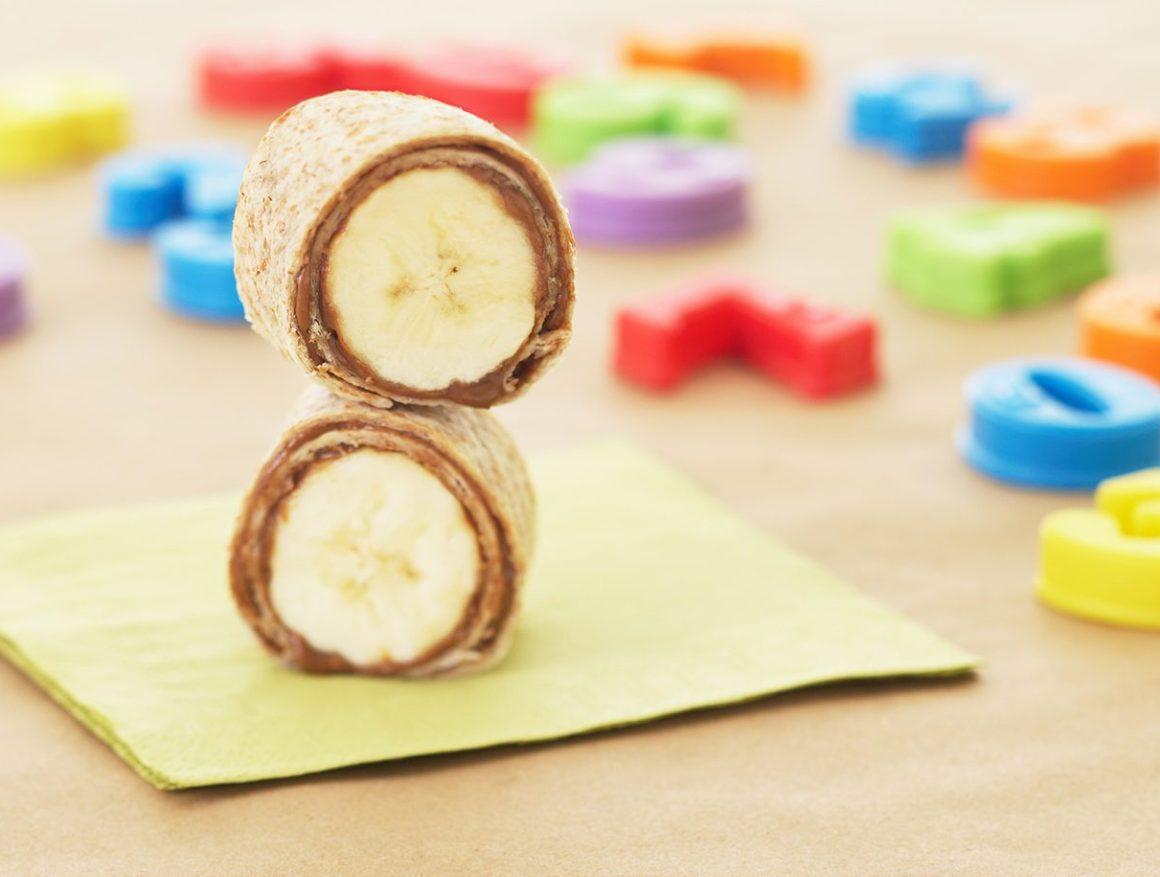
296,141,573,408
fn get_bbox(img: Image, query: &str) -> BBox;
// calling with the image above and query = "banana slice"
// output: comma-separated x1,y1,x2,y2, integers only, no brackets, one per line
234,90,575,409
268,449,481,666
324,165,538,394
230,386,534,677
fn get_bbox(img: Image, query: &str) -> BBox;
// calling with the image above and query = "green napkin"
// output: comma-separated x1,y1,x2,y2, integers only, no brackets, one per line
0,441,976,789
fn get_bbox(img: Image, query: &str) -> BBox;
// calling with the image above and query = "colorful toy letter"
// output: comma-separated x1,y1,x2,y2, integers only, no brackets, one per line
361,44,566,128
614,276,877,399
532,71,739,164
969,106,1160,200
1078,274,1160,384
198,44,336,113
154,220,244,323
199,42,565,128
849,66,1012,163
624,35,808,92
1039,468,1160,629
565,138,750,246
887,204,1109,317
959,357,1160,490
101,147,247,239
0,73,128,178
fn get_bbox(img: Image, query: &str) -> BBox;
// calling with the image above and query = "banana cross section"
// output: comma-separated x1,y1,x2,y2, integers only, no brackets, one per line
1038,469,1160,629
613,276,877,400
323,165,540,392
269,450,481,666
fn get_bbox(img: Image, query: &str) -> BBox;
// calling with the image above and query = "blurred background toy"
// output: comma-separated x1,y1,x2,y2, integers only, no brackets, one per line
0,236,28,340
0,72,128,178
377,43,566,129
849,66,1012,163
623,34,808,92
887,204,1109,317
199,41,566,128
1038,468,1160,628
565,138,750,246
959,357,1160,490
100,146,246,239
197,44,336,114
969,106,1160,200
154,219,243,322
1078,274,1160,383
531,71,739,164
614,275,877,399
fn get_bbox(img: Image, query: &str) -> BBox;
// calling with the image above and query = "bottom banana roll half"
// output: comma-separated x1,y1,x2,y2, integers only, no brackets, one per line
230,387,534,677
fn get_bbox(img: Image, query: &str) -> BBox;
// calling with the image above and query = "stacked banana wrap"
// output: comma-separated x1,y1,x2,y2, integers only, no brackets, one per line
230,91,576,678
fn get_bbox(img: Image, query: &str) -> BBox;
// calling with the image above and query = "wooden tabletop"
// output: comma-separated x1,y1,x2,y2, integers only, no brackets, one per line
3,1,1159,873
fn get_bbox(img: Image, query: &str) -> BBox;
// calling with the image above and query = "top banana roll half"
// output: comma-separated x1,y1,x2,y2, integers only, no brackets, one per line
234,90,576,408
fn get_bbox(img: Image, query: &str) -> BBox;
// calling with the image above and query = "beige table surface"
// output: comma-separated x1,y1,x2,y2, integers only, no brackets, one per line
3,1,1159,874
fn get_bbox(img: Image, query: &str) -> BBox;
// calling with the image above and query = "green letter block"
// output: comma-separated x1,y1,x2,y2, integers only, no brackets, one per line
887,204,1110,317
531,72,740,165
